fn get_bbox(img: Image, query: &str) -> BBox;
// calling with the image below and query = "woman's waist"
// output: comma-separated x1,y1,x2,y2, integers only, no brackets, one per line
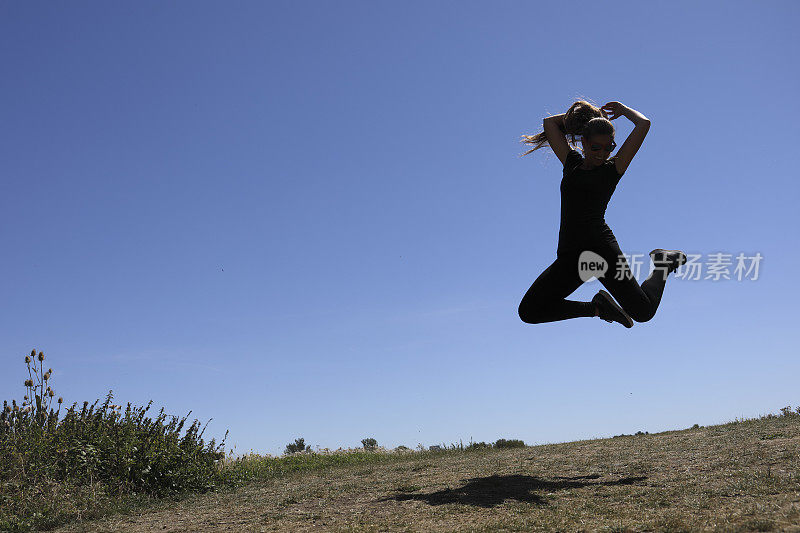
559,219,613,234
557,223,617,246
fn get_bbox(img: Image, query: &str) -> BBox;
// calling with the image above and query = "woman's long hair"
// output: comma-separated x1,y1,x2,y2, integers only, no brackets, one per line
520,99,615,157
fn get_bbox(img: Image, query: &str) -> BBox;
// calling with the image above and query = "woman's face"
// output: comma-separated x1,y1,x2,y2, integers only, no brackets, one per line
581,134,616,166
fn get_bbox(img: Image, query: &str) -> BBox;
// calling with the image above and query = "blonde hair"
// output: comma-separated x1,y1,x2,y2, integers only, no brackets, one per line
520,98,615,157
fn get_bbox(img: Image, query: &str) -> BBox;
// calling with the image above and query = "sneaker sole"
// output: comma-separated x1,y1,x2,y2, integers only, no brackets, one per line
649,249,687,273
597,290,634,328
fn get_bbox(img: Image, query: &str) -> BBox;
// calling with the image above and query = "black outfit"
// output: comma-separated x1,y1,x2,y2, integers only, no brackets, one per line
518,149,669,324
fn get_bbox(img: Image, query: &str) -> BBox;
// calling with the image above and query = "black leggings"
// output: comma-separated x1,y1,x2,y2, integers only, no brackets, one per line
518,234,669,324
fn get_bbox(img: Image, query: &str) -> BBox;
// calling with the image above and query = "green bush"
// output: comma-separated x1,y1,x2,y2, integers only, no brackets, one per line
494,438,525,449
0,349,229,531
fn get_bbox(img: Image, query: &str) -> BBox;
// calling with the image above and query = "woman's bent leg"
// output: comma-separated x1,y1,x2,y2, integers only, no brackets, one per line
518,254,596,324
596,243,669,323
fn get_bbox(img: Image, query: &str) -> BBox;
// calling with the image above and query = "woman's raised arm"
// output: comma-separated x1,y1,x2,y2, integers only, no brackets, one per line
543,113,571,165
603,102,650,176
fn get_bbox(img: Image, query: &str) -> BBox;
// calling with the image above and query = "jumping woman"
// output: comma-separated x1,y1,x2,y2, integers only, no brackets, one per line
517,100,686,327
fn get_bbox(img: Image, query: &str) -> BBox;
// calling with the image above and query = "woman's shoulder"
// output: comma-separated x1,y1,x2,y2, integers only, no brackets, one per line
563,148,583,172
605,157,624,179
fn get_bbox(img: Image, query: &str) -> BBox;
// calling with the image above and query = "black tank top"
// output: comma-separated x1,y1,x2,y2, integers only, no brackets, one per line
557,149,625,255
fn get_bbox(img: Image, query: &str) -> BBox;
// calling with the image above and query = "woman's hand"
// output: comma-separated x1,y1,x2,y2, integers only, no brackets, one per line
601,101,627,120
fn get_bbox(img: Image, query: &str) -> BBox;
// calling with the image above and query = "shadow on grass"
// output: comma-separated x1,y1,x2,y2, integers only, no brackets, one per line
377,474,648,508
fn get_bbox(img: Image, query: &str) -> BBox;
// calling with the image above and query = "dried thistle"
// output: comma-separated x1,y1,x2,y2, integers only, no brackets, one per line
38,351,44,361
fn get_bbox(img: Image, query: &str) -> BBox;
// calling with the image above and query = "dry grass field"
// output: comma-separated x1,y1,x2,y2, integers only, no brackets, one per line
48,413,800,532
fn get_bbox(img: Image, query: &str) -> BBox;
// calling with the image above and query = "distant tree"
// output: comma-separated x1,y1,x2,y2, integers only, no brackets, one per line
284,437,307,454
361,437,377,450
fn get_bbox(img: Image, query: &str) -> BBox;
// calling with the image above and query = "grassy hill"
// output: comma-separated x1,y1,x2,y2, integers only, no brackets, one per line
50,411,800,532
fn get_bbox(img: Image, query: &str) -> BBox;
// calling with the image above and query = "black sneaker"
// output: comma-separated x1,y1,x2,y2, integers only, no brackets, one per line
591,290,634,328
649,249,687,275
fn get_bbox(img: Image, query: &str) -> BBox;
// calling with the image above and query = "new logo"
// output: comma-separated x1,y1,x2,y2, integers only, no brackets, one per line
578,250,608,282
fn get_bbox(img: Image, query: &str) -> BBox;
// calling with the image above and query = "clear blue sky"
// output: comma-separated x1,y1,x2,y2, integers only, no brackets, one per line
2,1,798,457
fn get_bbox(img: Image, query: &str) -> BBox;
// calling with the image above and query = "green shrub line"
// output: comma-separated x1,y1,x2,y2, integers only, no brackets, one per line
1,350,230,532
2,348,799,532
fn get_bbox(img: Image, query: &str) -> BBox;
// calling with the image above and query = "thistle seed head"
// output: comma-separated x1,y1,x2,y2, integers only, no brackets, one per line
48,390,55,397
58,397,63,404
25,356,31,363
